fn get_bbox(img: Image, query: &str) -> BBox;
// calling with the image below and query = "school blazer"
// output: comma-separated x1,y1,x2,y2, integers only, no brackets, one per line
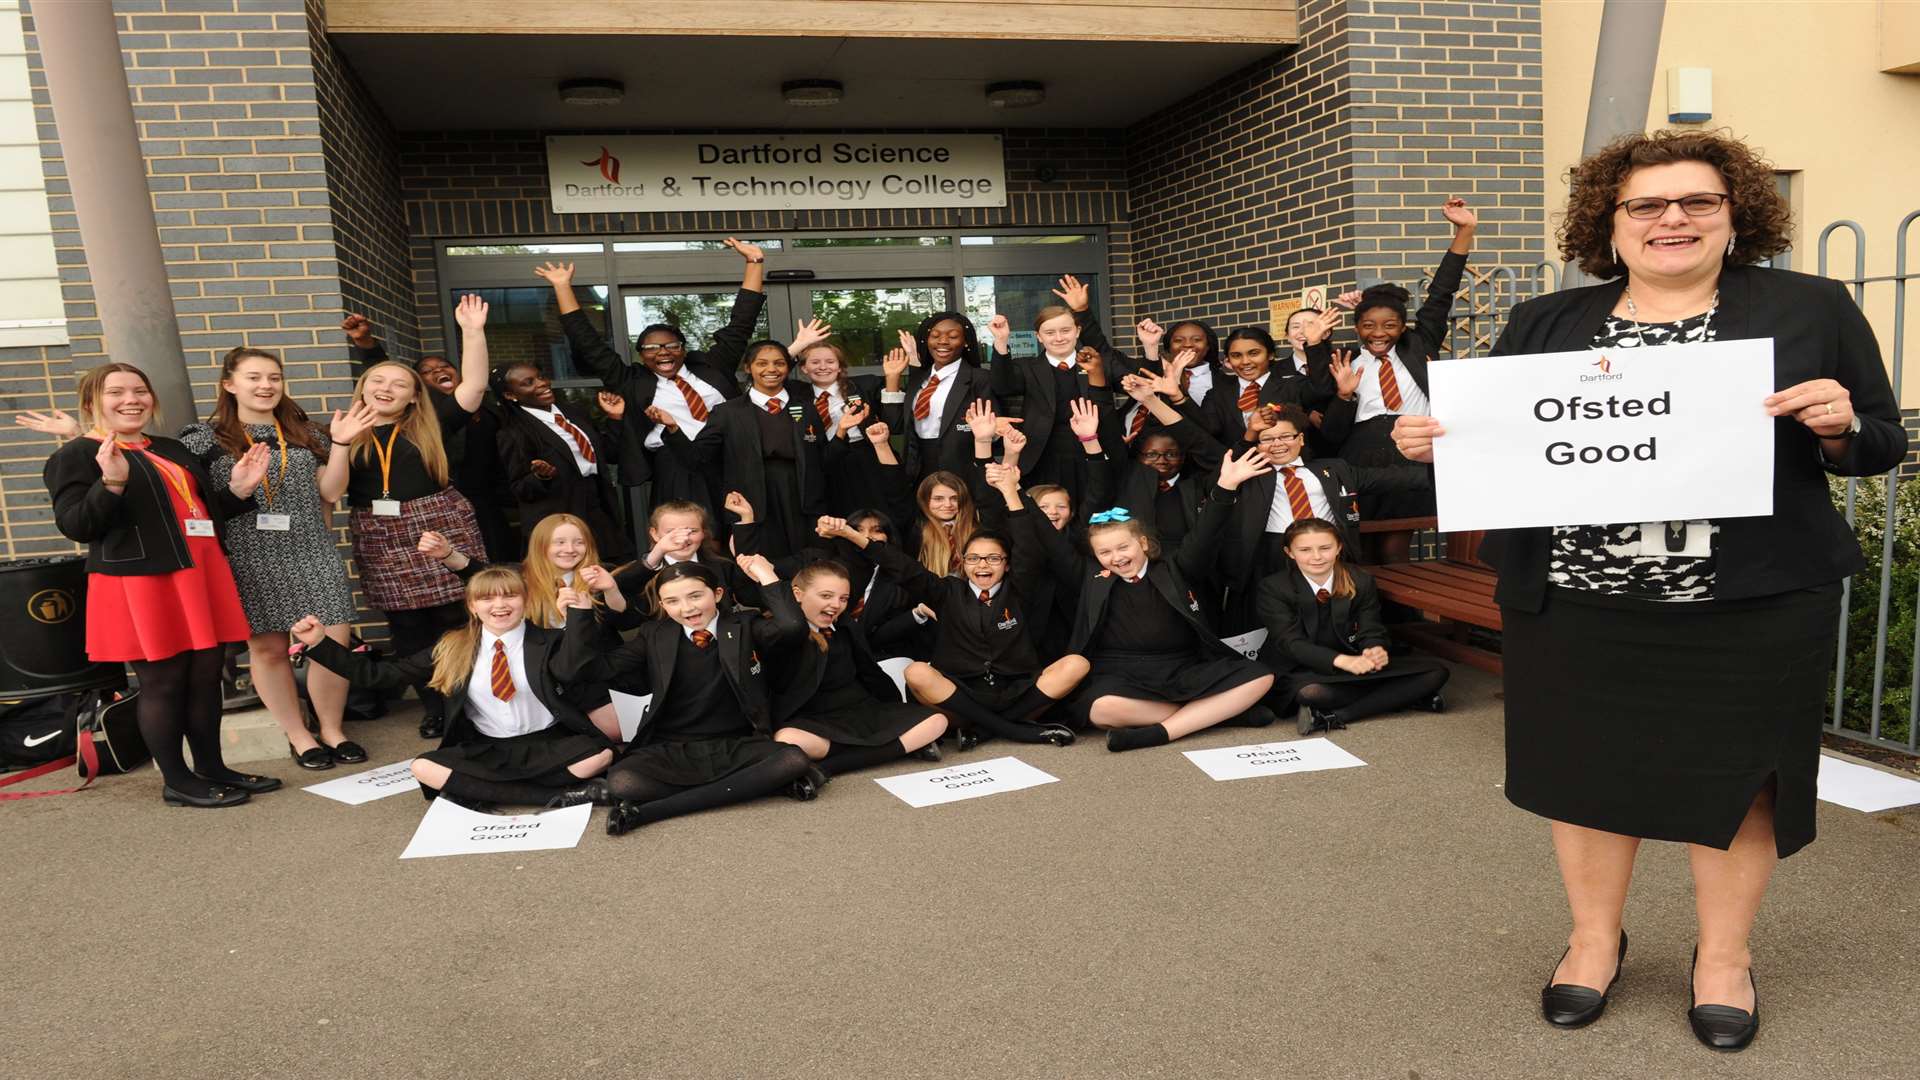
1002,501,1096,654
1254,569,1391,676
556,588,804,738
1477,265,1909,612
497,400,621,527
1222,457,1433,587
1198,338,1341,444
304,629,610,752
771,620,906,723
988,311,1119,476
558,293,759,486
669,393,831,537
45,435,255,576
865,533,1047,678
1057,491,1241,658
728,524,910,644
881,360,995,477
1380,248,1470,397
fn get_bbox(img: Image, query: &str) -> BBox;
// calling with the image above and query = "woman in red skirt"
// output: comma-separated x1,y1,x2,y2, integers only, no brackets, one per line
43,363,276,807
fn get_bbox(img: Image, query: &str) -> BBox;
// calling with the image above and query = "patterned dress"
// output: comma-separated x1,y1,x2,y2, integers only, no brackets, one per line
181,422,357,633
1545,311,1719,602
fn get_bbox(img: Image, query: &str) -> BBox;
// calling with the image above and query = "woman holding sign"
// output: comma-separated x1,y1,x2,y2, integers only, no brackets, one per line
1394,130,1907,1050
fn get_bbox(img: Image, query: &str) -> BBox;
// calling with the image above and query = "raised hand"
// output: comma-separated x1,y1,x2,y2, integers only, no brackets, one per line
1119,373,1158,404
1136,318,1165,353
998,422,1027,464
328,400,378,445
340,313,375,348
95,437,129,485
983,462,1009,492
1330,290,1365,312
1216,446,1275,490
735,552,778,585
986,313,1011,351
578,564,616,593
837,400,869,435
1302,306,1342,346
530,459,558,480
882,347,911,386
417,530,453,560
556,586,594,611
596,390,625,420
1390,414,1445,464
723,490,754,523
723,237,765,262
15,408,80,439
965,398,996,442
228,441,273,497
896,329,919,365
289,615,327,648
815,515,851,540
1052,274,1090,313
1244,406,1276,442
985,461,1022,494
643,405,680,433
1068,398,1101,441
863,420,891,444
1330,348,1361,399
790,317,831,355
532,261,576,288
1076,345,1102,377
453,293,489,330
1441,196,1477,230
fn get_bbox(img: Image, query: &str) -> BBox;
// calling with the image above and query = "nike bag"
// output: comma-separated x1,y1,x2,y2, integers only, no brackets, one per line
0,688,144,800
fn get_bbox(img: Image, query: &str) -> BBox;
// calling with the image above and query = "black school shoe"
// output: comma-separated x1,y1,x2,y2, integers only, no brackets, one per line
162,784,249,808
290,743,335,770
786,765,829,802
605,800,645,836
1687,949,1759,1051
200,772,283,794
1541,930,1628,1029
418,714,446,739
322,739,368,764
543,778,611,810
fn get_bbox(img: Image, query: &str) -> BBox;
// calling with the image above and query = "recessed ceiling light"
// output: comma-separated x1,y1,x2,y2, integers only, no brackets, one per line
558,78,624,107
986,81,1045,109
783,79,844,107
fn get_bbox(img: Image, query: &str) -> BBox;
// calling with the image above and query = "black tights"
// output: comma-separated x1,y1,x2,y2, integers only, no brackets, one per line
131,646,234,797
1297,668,1448,725
607,744,811,825
385,602,466,719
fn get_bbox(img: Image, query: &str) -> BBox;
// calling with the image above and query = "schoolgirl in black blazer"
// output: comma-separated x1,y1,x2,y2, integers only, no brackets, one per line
789,335,890,515
291,567,616,810
555,556,818,835
1254,518,1449,735
1197,325,1345,449
726,500,921,657
492,363,630,560
879,311,997,485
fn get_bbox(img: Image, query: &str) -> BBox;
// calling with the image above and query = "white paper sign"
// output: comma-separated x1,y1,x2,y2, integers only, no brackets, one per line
302,759,420,805
1183,738,1367,782
1428,338,1775,531
399,798,591,860
877,656,913,700
1817,754,1920,813
547,134,1007,213
873,755,1059,808
1220,628,1268,661
610,690,652,743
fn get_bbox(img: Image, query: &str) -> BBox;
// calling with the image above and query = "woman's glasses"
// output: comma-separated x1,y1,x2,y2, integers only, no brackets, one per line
1614,192,1730,219
1138,450,1184,461
961,554,1007,566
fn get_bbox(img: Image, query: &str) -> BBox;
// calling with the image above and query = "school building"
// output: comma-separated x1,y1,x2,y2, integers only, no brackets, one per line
0,0,1913,564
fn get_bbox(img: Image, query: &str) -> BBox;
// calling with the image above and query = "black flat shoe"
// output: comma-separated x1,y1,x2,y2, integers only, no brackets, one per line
418,714,446,739
1541,929,1628,1029
1223,705,1277,728
1295,706,1344,736
605,800,644,836
1038,724,1076,747
911,743,942,762
786,765,829,802
1425,691,1447,713
955,727,980,752
163,784,250,808
1688,949,1759,1051
200,772,282,794
543,778,610,810
322,739,368,764
290,743,335,770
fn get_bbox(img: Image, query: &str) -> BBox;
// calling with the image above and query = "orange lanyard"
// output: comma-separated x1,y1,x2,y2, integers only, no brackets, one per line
370,424,403,500
241,421,289,510
138,449,202,519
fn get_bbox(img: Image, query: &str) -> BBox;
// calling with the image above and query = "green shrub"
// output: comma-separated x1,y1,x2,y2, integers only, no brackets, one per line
1828,474,1919,746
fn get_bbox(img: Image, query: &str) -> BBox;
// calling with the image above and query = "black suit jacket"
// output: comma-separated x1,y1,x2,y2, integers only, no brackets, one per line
1223,457,1432,586
45,435,255,576
305,628,611,752
1199,338,1341,445
496,400,626,551
1051,490,1239,657
771,619,906,723
729,525,912,651
1254,568,1390,676
671,392,832,551
555,588,803,738
882,361,995,479
1380,248,1471,397
1478,265,1908,611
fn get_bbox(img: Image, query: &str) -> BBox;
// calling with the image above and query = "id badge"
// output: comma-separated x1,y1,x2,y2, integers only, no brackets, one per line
184,518,216,537
371,499,402,517
1636,521,1711,558
256,513,292,532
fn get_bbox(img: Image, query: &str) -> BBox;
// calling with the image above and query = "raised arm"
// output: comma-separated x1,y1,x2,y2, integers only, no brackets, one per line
1412,198,1476,348
293,620,433,692
535,261,631,388
825,515,948,610
703,238,769,372
1177,448,1269,583
450,294,490,413
736,553,805,648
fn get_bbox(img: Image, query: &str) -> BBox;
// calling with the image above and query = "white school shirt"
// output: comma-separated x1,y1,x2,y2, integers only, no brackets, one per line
1265,463,1335,533
808,382,864,442
527,405,597,476
910,363,962,441
1354,346,1431,423
466,622,558,740
644,368,727,449
684,616,720,643
1144,349,1216,404
1301,570,1336,596
747,387,788,413
1289,350,1311,378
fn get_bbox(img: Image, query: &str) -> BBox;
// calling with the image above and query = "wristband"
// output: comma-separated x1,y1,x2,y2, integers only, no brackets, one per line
331,439,353,447
745,257,765,264
1077,434,1099,444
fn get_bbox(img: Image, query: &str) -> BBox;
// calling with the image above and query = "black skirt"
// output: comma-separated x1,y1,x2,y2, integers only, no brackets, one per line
1503,584,1842,858
1285,655,1451,689
615,734,792,788
420,727,606,784
1070,651,1270,725
1340,416,1435,518
781,697,930,747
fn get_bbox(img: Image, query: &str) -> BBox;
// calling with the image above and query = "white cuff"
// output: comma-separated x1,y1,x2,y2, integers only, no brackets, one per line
880,390,907,404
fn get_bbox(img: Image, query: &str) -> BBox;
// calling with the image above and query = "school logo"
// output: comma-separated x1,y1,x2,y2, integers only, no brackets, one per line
1581,354,1624,383
1592,356,1612,375
581,146,620,183
996,608,1019,631
27,588,74,624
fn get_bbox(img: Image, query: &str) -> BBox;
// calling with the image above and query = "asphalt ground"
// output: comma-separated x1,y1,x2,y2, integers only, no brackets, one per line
4,666,1918,1080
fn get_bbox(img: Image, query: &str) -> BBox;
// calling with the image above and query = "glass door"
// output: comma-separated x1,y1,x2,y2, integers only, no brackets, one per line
793,281,952,370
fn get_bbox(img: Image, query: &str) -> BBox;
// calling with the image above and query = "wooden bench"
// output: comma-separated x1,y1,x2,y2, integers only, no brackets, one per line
1359,518,1504,674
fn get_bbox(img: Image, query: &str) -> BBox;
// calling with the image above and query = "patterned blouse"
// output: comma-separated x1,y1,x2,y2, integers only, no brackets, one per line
1546,310,1719,602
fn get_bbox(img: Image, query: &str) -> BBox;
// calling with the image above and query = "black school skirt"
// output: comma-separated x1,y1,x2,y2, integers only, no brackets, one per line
1070,651,1270,725
614,734,792,788
1503,584,1841,858
420,728,606,784
782,696,929,747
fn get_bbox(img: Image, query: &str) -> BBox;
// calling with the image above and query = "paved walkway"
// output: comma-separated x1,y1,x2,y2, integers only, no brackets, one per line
5,667,1918,1079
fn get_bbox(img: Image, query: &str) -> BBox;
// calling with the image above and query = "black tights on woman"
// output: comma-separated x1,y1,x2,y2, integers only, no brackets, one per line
385,602,466,719
606,745,811,826
1296,668,1448,726
131,646,238,797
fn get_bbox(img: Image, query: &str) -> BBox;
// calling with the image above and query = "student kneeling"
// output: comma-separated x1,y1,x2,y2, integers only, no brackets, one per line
289,568,616,810
1255,518,1449,735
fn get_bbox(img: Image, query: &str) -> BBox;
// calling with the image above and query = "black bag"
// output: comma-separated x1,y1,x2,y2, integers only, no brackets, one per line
0,695,76,767
0,687,143,799
290,638,388,722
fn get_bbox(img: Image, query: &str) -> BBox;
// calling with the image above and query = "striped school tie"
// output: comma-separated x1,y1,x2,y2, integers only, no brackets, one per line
671,374,709,422
552,410,595,463
815,392,832,427
690,629,714,649
913,374,941,422
764,396,784,416
1126,404,1148,443
1376,359,1404,412
1280,466,1313,522
489,640,515,702
1316,588,1331,605
1236,380,1259,413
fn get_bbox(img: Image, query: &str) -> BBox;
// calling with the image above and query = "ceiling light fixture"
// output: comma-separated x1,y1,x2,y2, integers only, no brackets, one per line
558,78,625,107
782,79,844,107
986,81,1045,109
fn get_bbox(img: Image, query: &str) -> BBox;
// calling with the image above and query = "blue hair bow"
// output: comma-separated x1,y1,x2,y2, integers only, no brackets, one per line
1088,507,1132,525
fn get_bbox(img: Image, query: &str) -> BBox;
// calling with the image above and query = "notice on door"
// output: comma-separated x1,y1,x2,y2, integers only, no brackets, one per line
547,134,1008,213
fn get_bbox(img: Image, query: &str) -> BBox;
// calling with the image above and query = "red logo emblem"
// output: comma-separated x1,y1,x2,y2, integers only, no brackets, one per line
581,146,620,183
1591,355,1612,375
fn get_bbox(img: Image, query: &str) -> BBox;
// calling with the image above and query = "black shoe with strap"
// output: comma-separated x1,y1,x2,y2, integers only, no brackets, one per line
542,777,610,810
1541,929,1628,1029
419,714,446,740
1687,949,1759,1051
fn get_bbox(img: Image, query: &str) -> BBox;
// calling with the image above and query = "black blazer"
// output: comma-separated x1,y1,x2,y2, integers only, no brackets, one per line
558,293,758,487
729,523,913,651
671,392,832,549
1479,265,1909,611
496,400,625,547
304,628,611,752
1051,490,1239,657
770,619,906,723
786,373,888,515
556,588,803,738
882,360,995,479
988,311,1118,476
1372,248,1469,398
1198,338,1341,445
1223,457,1433,582
45,435,254,576
1254,568,1390,676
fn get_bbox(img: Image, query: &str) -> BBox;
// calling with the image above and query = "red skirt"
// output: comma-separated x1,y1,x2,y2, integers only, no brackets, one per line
86,534,252,663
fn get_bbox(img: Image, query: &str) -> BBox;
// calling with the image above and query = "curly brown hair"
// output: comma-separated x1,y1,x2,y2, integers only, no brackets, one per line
1557,129,1792,278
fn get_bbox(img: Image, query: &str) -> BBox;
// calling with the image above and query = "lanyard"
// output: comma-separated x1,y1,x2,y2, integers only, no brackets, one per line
370,424,403,500
241,421,289,510
138,449,202,519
